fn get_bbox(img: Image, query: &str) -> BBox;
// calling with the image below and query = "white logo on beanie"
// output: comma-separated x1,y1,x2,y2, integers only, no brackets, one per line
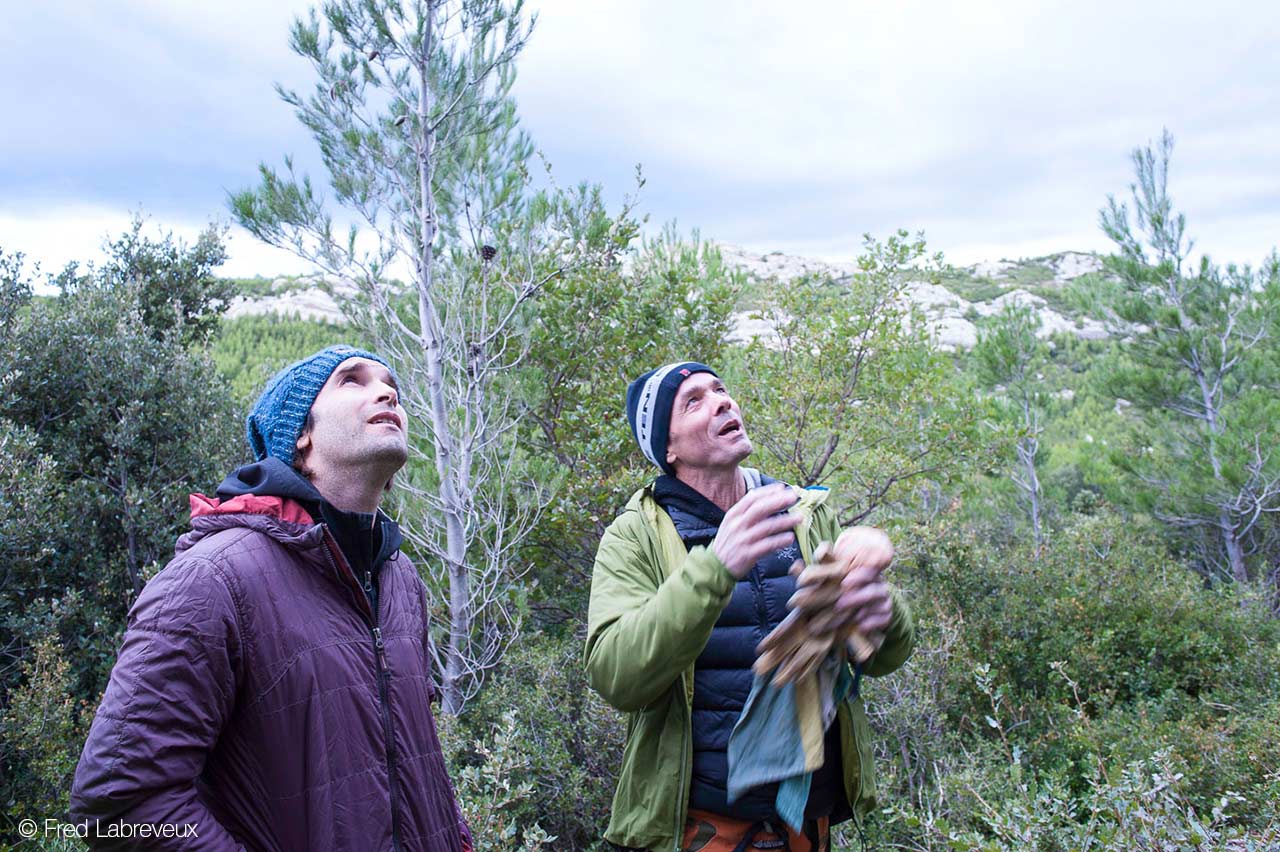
635,362,685,468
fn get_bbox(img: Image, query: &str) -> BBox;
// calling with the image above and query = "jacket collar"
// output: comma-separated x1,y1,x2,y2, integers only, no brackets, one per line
629,473,828,524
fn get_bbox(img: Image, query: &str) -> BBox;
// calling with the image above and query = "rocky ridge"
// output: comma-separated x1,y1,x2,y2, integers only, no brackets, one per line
224,275,353,324
718,246,1110,350
226,248,1112,351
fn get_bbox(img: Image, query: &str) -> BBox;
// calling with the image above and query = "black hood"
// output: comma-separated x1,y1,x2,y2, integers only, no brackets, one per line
215,457,403,586
216,457,326,508
653,469,777,543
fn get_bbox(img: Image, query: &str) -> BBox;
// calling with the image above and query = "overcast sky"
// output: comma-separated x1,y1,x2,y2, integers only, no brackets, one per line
2,0,1277,279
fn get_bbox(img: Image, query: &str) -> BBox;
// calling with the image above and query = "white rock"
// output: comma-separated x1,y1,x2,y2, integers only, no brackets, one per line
928,316,978,351
1048,251,1103,282
223,244,1118,351
901,280,964,313
225,290,346,324
972,259,1017,278
727,312,782,347
974,289,1045,317
1072,318,1111,341
713,244,857,282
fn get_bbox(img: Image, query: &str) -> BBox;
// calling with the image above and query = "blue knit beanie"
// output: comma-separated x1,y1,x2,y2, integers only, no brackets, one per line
625,362,717,474
246,345,396,464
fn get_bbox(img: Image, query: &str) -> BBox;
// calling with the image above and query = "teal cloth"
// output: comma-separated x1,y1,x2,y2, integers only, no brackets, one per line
727,657,856,832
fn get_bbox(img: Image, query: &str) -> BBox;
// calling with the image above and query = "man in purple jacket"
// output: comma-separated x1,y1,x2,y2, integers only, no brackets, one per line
71,345,472,852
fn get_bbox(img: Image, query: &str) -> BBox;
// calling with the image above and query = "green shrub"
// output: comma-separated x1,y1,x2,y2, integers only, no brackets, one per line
211,313,358,406
868,509,1280,846
865,658,1280,850
1,236,242,824
907,513,1277,723
1,633,89,820
448,633,623,851
439,710,556,852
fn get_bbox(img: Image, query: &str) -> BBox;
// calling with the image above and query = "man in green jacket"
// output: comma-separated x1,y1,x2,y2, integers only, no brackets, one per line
585,362,915,852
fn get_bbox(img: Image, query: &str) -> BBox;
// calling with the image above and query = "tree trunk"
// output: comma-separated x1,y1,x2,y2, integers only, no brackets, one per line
413,0,469,716
1015,435,1042,553
124,520,142,597
115,459,143,596
1220,509,1248,583
1196,364,1249,582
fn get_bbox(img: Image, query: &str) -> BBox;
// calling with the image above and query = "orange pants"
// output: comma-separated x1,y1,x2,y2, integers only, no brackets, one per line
680,808,830,852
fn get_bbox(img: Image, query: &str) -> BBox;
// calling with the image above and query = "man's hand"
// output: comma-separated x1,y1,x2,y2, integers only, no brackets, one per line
713,483,801,579
834,526,894,636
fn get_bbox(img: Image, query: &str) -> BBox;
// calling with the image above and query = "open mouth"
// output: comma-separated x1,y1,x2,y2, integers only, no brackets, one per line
717,419,742,437
368,411,403,430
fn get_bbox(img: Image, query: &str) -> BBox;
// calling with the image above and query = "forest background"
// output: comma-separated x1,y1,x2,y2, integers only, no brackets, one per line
3,2,1280,849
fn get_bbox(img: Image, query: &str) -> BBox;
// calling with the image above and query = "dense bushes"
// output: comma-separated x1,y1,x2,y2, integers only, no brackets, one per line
934,514,1267,712
858,510,1280,849
443,632,624,851
427,505,1280,850
212,313,359,405
0,233,242,822
435,507,1280,850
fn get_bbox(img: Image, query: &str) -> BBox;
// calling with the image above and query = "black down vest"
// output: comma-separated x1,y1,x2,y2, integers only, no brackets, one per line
651,472,846,821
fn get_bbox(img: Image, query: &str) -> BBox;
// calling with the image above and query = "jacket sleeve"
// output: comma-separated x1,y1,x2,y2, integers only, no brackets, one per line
585,511,737,712
865,586,915,677
809,501,916,678
70,555,245,851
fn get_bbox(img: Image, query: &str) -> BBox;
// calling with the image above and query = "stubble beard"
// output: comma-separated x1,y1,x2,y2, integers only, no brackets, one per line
364,434,409,477
308,424,409,485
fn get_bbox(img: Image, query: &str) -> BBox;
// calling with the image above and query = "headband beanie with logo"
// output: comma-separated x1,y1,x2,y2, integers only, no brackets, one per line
246,345,396,465
625,361,718,474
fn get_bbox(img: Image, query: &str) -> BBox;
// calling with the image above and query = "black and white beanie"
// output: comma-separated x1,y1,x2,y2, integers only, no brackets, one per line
625,361,717,474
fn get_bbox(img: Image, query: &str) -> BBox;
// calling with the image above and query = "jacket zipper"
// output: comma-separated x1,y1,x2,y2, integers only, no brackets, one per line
320,532,404,852
367,568,405,852
674,685,691,852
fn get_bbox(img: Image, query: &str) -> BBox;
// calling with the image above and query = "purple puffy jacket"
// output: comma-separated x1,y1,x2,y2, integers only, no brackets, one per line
70,492,471,852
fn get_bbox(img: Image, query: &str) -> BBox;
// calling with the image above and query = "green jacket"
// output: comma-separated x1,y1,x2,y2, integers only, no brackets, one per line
585,482,916,852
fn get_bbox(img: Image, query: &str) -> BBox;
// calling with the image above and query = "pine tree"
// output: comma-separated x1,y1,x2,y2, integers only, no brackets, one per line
1098,130,1280,583
231,0,598,713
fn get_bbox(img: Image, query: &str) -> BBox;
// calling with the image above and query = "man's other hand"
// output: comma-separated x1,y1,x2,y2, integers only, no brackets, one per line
712,483,801,579
835,526,894,636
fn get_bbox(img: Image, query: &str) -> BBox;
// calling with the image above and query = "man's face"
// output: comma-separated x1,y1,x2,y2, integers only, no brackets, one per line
664,372,752,474
295,357,408,482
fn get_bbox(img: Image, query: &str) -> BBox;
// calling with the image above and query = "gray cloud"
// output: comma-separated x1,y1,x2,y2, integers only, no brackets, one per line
2,0,1276,275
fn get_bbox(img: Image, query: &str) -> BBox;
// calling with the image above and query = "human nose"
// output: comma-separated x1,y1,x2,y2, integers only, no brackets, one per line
376,381,398,407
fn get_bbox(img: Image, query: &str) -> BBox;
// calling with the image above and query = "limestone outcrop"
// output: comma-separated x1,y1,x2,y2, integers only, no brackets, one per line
227,247,1115,351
